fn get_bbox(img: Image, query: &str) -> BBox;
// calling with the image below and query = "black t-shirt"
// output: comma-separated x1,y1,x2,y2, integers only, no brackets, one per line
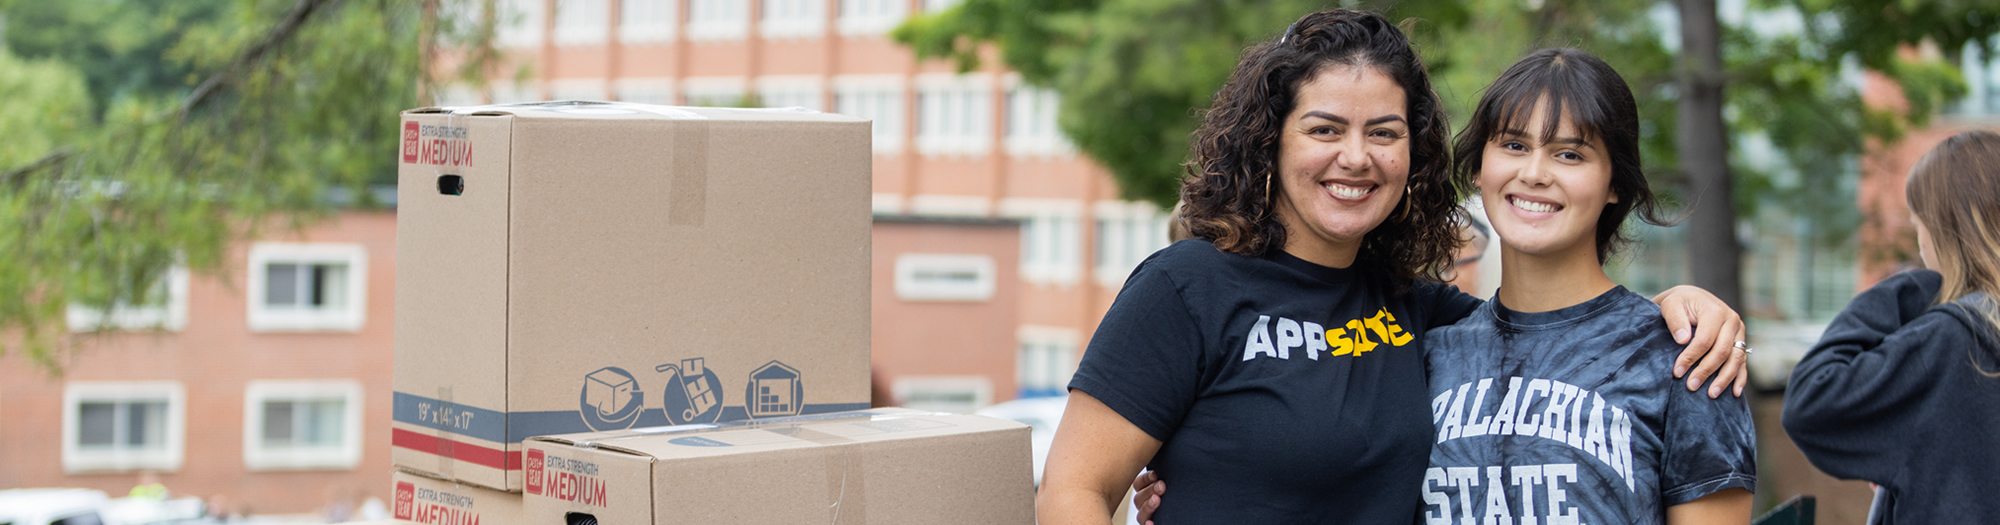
1069,239,1482,523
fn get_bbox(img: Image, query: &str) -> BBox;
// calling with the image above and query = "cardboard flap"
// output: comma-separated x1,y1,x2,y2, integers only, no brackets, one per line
534,409,1028,460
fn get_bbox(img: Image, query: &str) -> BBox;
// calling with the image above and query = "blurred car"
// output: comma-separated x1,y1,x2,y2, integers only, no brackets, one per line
0,488,109,525
975,394,1068,487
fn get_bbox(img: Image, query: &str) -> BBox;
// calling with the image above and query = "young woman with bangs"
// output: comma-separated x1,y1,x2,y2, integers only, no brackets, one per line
1039,10,1755,525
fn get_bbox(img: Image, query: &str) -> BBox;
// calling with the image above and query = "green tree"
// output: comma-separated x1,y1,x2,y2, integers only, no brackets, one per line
895,0,1995,308
0,0,493,372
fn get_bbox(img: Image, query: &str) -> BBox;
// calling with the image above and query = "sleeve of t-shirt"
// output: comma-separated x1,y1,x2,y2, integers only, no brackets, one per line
1660,371,1759,506
1415,279,1484,328
1066,261,1206,442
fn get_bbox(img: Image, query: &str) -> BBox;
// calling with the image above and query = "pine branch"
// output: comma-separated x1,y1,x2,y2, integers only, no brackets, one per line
180,0,340,118
0,147,77,188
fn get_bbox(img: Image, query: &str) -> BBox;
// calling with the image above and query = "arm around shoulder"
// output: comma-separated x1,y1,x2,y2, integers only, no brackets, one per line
1038,390,1164,525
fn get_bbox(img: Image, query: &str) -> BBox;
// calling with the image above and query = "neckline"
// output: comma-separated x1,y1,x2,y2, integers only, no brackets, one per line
1265,248,1363,285
1489,285,1632,330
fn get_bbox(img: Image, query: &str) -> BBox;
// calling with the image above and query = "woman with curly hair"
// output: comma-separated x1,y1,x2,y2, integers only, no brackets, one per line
1037,9,1750,524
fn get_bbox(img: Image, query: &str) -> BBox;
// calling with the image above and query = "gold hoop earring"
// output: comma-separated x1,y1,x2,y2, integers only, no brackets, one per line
1394,190,1413,223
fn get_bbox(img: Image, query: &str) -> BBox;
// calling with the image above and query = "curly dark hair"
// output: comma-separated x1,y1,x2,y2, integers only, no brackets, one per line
1180,9,1461,287
1450,48,1669,264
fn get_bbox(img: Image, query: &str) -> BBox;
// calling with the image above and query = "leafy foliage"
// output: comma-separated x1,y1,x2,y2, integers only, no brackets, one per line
893,0,1995,242
0,0,474,372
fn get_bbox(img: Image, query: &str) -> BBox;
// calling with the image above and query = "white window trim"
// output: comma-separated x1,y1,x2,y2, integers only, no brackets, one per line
907,194,992,218
871,193,906,215
550,78,609,102
1003,75,1075,158
759,0,825,39
492,81,542,105
685,0,750,41
552,0,611,46
1000,198,1084,287
246,243,369,333
619,0,678,43
894,253,997,302
915,73,995,158
242,380,366,471
755,75,825,111
1091,200,1169,287
497,0,547,49
615,77,678,105
68,266,190,333
837,0,904,36
891,375,993,414
62,381,186,474
1016,325,1080,396
834,74,907,154
682,76,749,107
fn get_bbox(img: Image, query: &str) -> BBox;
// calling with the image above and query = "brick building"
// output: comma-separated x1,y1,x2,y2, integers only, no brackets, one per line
0,211,398,516
431,0,1170,411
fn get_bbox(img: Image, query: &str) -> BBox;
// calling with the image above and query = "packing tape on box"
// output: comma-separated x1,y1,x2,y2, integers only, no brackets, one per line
825,447,867,524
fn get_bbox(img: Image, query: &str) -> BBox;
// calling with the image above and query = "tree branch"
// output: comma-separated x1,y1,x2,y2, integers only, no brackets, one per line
180,0,339,118
0,147,77,188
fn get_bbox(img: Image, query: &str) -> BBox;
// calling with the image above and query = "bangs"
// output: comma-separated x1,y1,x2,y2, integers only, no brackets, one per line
1477,53,1617,147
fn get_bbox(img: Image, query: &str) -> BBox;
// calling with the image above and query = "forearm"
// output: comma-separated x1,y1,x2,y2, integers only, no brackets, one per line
1036,485,1123,525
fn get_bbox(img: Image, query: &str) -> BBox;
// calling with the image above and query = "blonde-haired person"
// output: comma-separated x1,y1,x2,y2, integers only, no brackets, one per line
1782,129,2000,524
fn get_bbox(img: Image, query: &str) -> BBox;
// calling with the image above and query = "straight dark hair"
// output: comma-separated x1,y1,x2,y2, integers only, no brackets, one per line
1451,48,1670,263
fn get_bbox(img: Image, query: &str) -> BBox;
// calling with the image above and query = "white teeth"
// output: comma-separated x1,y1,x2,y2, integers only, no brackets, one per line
1325,183,1372,199
1512,197,1558,213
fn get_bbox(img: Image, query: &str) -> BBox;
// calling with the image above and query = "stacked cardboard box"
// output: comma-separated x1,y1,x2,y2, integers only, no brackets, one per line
391,101,874,491
390,101,1033,524
392,469,521,525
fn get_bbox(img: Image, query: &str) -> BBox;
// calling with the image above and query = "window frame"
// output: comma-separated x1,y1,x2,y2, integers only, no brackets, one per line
759,0,825,38
552,0,611,46
837,0,905,35
67,266,190,333
245,243,369,333
891,376,993,414
497,0,548,49
62,381,186,474
893,253,997,302
685,0,750,41
242,380,366,471
619,0,679,43
834,75,907,154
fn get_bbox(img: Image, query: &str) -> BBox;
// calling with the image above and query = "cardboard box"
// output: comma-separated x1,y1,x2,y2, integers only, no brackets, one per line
392,469,523,525
523,408,1034,524
392,102,875,490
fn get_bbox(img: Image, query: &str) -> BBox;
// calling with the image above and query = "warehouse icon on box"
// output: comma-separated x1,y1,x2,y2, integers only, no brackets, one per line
748,361,803,418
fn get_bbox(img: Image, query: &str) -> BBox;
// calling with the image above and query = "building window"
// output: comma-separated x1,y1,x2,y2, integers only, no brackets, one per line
243,380,364,471
1092,201,1171,287
246,243,368,332
497,0,546,48
1004,199,1084,287
760,0,823,38
892,376,992,414
619,0,676,43
756,76,824,111
683,77,748,107
492,81,541,104
916,74,992,157
68,266,190,333
686,0,749,41
837,0,903,35
63,382,185,473
922,0,962,12
835,76,905,154
894,253,996,302
616,77,676,105
1949,36,2000,116
1016,326,1078,398
552,0,610,46
1005,83,1072,157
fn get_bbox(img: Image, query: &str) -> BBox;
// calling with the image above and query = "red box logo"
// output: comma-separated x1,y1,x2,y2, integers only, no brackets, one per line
524,449,546,495
402,121,420,164
393,481,415,520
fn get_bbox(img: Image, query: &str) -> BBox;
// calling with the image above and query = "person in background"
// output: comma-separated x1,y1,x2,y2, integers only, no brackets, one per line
1782,129,2000,524
1040,10,1751,524
1445,208,1490,294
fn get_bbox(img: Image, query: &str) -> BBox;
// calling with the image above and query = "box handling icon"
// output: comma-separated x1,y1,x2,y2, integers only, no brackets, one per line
656,358,721,423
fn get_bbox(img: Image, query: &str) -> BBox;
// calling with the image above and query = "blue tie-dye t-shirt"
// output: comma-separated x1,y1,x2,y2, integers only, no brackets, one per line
1420,286,1755,524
